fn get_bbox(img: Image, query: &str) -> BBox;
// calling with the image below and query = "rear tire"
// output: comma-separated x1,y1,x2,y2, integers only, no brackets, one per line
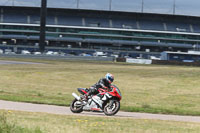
103,100,120,116
70,99,83,113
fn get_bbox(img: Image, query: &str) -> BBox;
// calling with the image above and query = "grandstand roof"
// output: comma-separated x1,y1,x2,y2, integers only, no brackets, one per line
1,5,200,21
0,0,200,17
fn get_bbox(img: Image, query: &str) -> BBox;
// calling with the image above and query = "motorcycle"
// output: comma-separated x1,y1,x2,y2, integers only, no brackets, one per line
70,85,122,116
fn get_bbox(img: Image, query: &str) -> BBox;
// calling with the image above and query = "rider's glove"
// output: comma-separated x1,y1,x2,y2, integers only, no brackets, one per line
103,86,110,91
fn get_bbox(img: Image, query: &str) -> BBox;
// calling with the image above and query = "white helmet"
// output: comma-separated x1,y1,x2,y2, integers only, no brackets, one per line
105,73,114,83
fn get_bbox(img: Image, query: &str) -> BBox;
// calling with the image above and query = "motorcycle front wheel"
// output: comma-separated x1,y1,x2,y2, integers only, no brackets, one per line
70,98,83,113
103,100,120,116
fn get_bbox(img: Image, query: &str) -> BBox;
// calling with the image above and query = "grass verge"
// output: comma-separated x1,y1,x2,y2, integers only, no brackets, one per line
1,110,200,133
0,112,42,133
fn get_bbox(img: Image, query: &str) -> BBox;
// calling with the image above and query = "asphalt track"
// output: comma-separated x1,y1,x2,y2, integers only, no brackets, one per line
0,60,42,65
1,100,200,123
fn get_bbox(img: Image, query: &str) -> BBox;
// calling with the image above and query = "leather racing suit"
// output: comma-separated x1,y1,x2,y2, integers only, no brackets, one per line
87,78,111,96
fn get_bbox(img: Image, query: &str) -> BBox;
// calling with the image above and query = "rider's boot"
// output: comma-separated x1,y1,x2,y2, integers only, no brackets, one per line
80,95,88,105
81,94,89,101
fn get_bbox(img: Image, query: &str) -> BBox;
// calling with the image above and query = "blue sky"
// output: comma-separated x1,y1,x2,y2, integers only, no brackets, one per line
0,0,200,16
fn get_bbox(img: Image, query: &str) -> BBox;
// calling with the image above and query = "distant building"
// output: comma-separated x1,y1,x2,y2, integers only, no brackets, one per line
0,6,200,57
161,51,200,62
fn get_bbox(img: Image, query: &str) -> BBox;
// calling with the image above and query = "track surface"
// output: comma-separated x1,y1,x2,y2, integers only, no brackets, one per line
1,100,200,123
0,60,42,65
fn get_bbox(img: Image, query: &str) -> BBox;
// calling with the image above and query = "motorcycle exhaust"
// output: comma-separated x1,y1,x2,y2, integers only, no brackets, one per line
72,93,81,100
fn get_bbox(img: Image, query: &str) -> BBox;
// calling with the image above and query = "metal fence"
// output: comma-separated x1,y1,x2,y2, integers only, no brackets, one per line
0,54,115,62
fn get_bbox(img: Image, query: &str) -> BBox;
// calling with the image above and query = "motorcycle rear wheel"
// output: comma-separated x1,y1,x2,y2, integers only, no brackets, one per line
103,100,120,116
70,98,83,113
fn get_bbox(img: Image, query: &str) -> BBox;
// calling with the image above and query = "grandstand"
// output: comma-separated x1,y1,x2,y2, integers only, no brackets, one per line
0,6,200,58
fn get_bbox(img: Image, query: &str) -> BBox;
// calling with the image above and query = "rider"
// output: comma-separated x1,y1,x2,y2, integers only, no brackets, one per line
83,73,114,100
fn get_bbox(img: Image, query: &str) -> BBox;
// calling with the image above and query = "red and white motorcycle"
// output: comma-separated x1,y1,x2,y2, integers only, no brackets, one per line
70,85,122,116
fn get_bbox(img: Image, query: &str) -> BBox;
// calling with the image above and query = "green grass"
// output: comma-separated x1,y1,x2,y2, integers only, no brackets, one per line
1,57,200,115
1,110,200,133
0,112,42,133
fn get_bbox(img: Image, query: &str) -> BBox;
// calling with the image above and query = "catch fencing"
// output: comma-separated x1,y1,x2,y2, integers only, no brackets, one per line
0,54,114,62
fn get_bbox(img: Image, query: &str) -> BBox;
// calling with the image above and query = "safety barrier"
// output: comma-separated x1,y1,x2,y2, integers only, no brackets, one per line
0,54,114,62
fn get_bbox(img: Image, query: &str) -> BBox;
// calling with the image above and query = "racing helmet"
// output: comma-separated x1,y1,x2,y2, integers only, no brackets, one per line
105,73,114,83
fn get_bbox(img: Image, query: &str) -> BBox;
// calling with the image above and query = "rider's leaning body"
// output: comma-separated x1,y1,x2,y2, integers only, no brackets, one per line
85,73,114,98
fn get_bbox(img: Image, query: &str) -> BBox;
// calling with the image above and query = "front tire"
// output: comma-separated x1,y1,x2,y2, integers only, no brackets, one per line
70,98,83,113
103,100,120,116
